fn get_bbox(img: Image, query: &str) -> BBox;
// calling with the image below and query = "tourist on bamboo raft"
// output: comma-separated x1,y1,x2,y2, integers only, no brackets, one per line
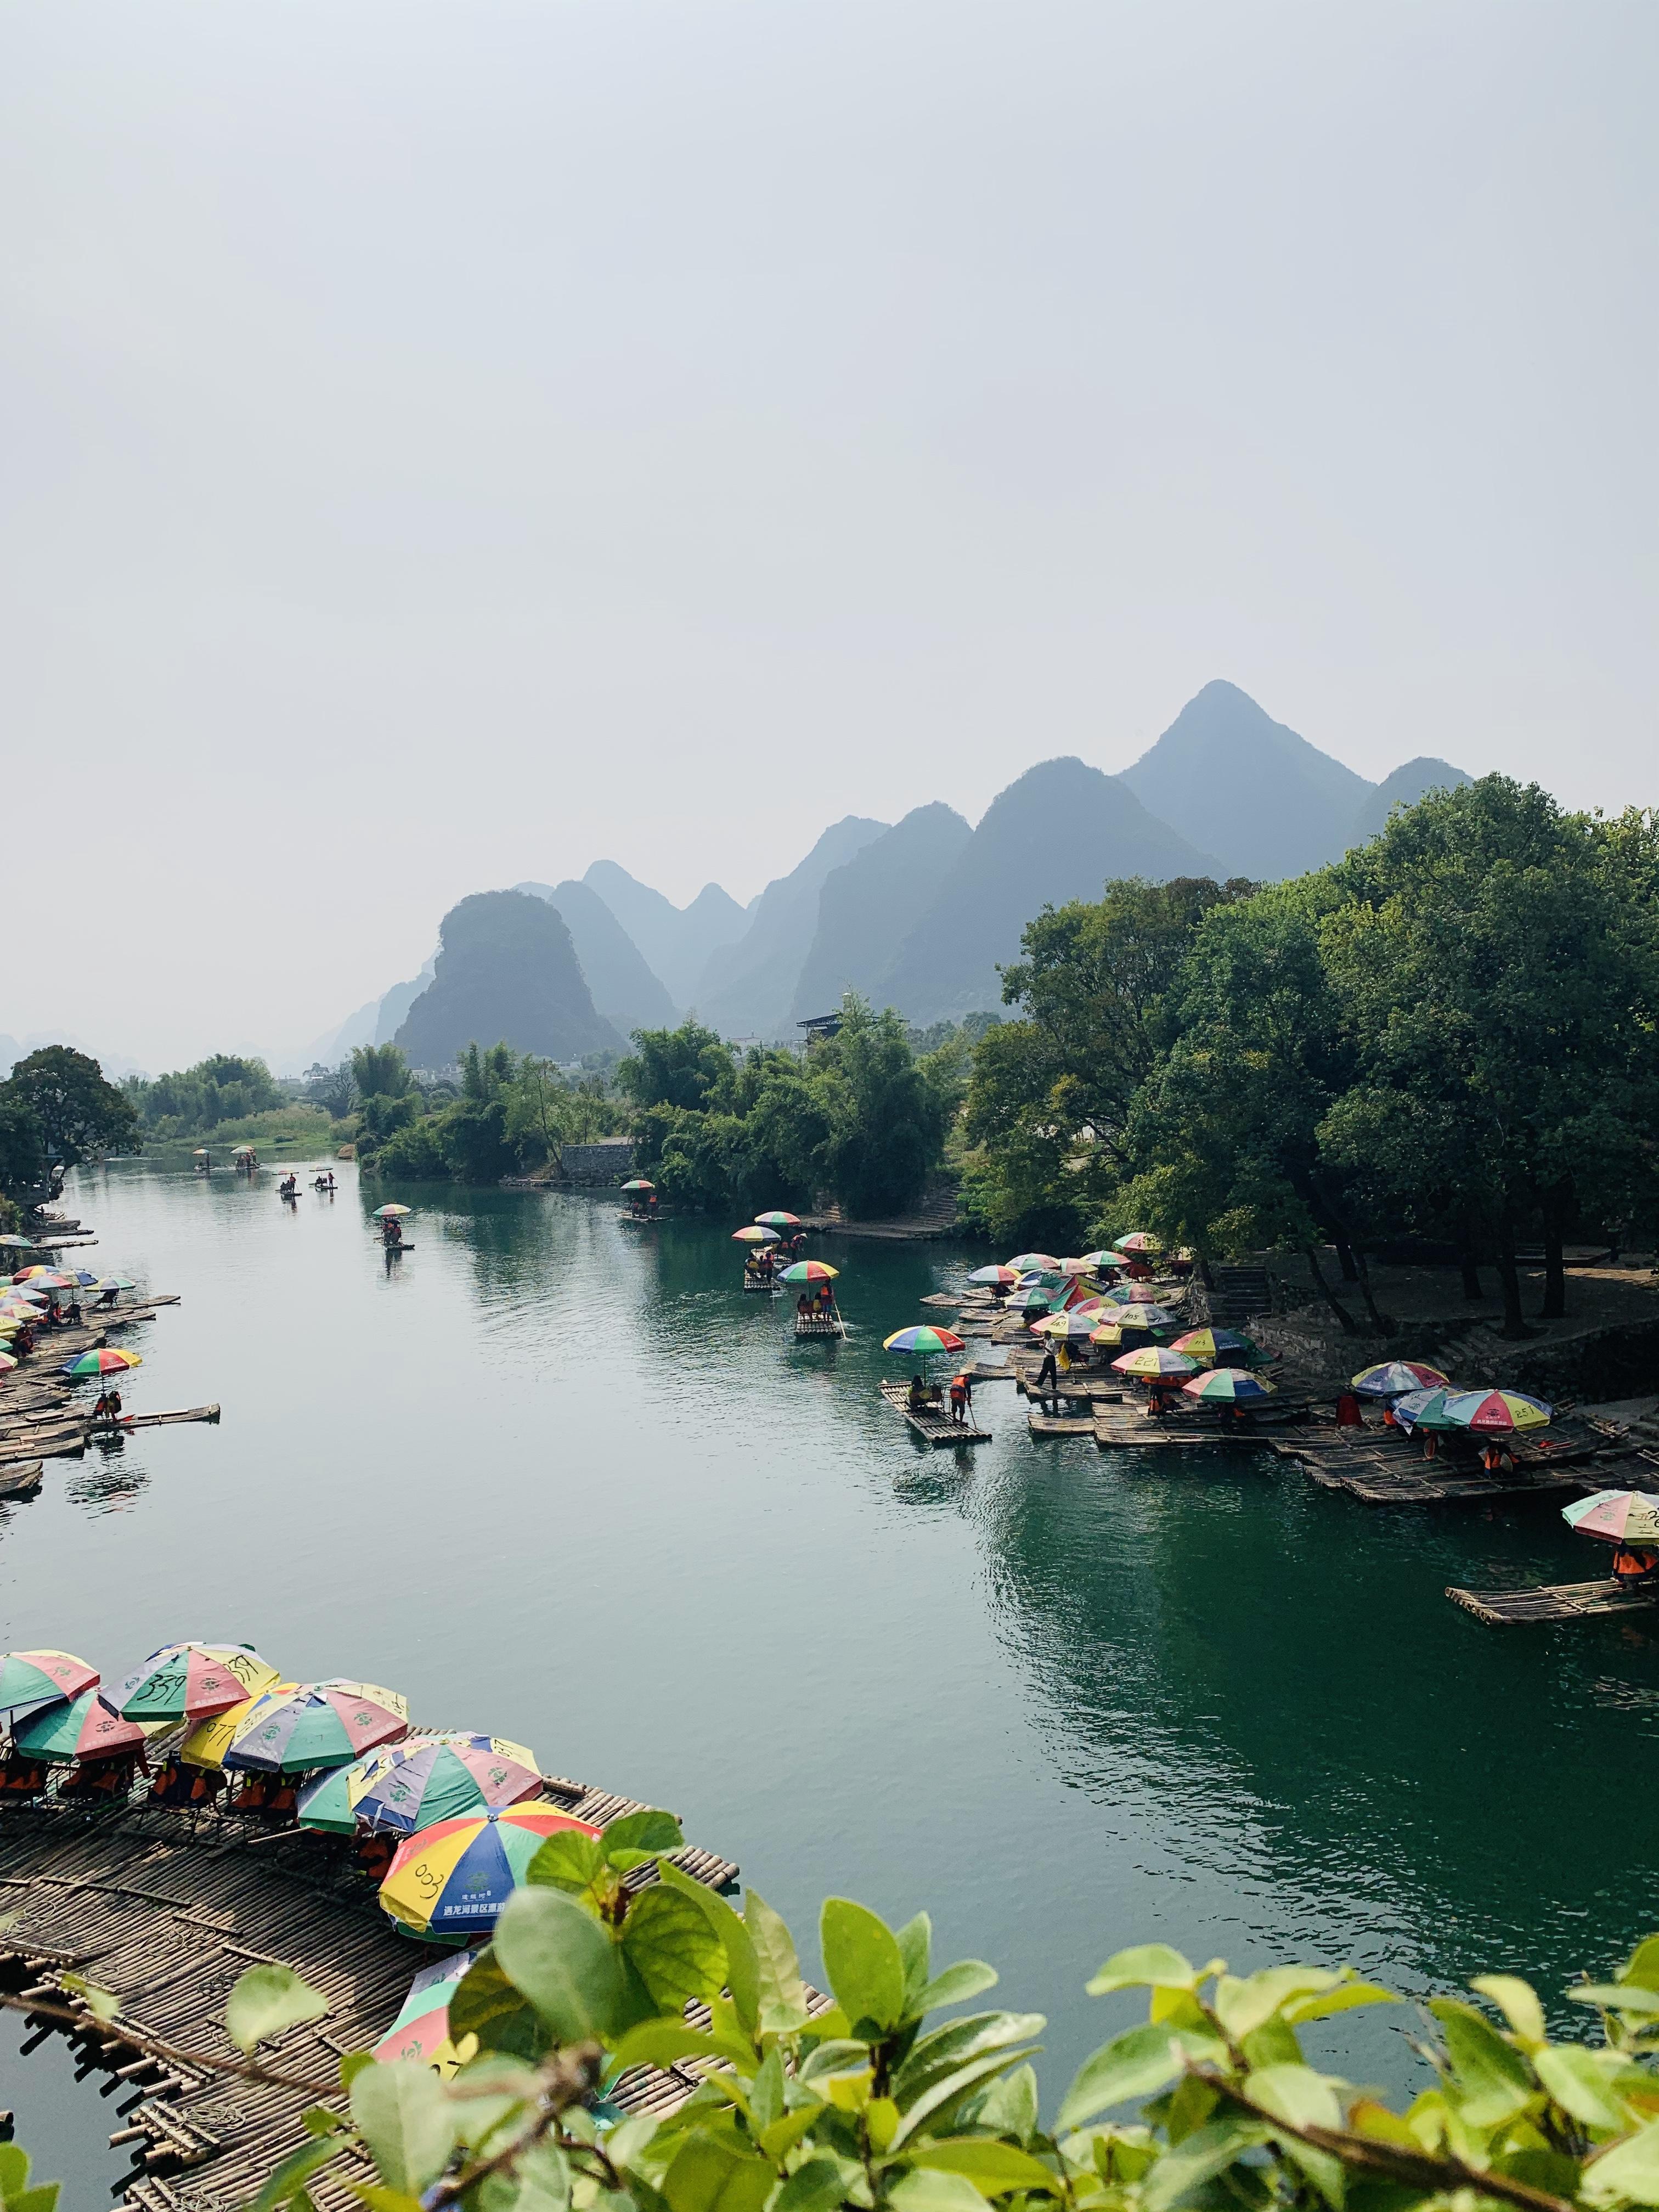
1481,1437,1516,1474
92,1387,123,1423
949,1372,972,1426
797,1292,812,1322
1035,1343,1060,1410
907,1373,930,1413
1613,1545,1659,1585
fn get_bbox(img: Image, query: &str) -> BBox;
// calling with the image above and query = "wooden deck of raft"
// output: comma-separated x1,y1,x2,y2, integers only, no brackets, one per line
1446,1576,1659,1626
878,1379,991,1445
0,1776,742,2211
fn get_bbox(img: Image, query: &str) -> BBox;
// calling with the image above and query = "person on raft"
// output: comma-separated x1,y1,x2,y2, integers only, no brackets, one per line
1612,1545,1659,1585
92,1387,123,1424
797,1292,812,1322
948,1372,973,1426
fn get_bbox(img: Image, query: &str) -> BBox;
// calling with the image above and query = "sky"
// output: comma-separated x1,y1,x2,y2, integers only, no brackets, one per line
2,1,1654,1071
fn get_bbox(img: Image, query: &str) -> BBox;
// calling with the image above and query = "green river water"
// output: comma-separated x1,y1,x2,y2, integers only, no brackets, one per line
2,1160,1656,2198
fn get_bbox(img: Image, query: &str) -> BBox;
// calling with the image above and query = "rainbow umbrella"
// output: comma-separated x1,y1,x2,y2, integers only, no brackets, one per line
296,1744,404,1833
1173,1328,1259,1364
14,1689,161,1764
87,1277,136,1297
732,1224,781,1243
182,1683,299,1769
379,1807,603,1939
1112,1346,1198,1378
1182,1365,1277,1403
1441,1389,1551,1432
968,1266,1019,1288
1057,1258,1098,1276
884,1325,966,1355
1006,1254,1060,1274
1351,1361,1451,1398
1087,1323,1124,1346
1114,1233,1162,1255
1030,1310,1099,1340
0,1317,27,1335
754,1211,801,1228
620,1178,654,1193
11,1267,54,1284
374,1204,413,1219
18,1271,74,1292
114,1643,279,1723
780,1261,838,1283
61,1348,142,1379
357,1734,541,1837
1391,1386,1461,1431
222,1680,409,1774
373,1949,479,2075
0,1352,15,1375
1107,1304,1176,1330
0,1650,98,1711
1077,1251,1122,1269
1564,1492,1659,1546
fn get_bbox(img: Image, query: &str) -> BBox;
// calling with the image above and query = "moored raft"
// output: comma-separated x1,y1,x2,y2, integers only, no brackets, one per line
878,1378,991,1446
1447,1577,1659,1625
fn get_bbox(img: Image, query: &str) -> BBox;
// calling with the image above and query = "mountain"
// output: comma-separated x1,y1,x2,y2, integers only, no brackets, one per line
788,804,973,1022
582,863,748,1007
393,891,625,1069
1119,680,1374,880
1348,757,1473,847
374,963,437,1047
515,879,676,1038
874,759,1222,1025
693,816,890,1038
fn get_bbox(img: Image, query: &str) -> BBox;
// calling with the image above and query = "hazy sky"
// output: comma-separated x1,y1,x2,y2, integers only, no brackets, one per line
3,1,1654,1069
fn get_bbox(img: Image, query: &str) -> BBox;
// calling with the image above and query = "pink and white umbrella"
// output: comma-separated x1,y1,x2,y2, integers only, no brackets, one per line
1564,1492,1659,1545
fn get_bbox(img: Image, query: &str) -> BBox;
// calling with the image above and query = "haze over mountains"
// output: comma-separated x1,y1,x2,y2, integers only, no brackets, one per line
309,682,1474,1071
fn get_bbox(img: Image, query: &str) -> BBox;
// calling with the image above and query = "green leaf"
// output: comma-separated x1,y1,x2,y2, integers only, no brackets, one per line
661,2135,775,2212
821,1898,906,2034
1428,1999,1534,2126
247,2134,348,2210
891,2013,1048,2111
0,2148,32,2199
890,2047,1044,2149
1139,2115,1269,2212
348,2061,459,2197
1282,1983,1397,2025
300,2106,347,2138
345,2190,426,2212
1535,2045,1630,2131
888,2172,985,2212
9,2190,59,2212
476,2143,571,2212
225,1963,329,2055
1058,2024,1221,2132
1471,1975,1547,2045
494,1886,625,2042
340,2051,377,2091
918,1961,999,2015
902,2140,1060,2196
623,1884,727,2013
1086,1945,1195,1996
654,1865,760,2033
773,2157,855,2212
749,2046,785,2133
971,2062,1039,2143
1212,1968,1341,2041
1622,1939,1659,1991
759,2109,823,2160
603,1809,686,1857
1243,2064,1344,2132
529,1829,605,1895
898,1912,933,2007
59,1973,121,2025
611,2021,757,2075
745,1889,809,2034
1570,1984,1659,2016
449,1946,549,2061
1584,2119,1659,2205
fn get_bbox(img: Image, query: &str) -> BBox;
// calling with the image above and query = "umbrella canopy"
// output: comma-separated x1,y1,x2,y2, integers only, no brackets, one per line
114,1643,279,1723
1056,1257,1098,1276
3,1287,49,1305
1441,1389,1551,1432
1107,1303,1175,1330
379,1807,603,1939
61,1348,142,1378
1087,1323,1124,1347
222,1680,409,1773
0,1318,25,1336
754,1210,802,1228
295,1748,400,1834
1030,1310,1099,1340
357,1734,541,1837
15,1689,161,1764
0,1352,15,1375
884,1325,966,1355
620,1178,654,1193
780,1260,838,1283
0,1237,35,1251
10,1267,53,1283
182,1683,300,1769
1112,1346,1198,1378
18,1271,74,1291
1005,1253,1060,1274
1564,1491,1659,1546
1351,1361,1452,1398
374,1204,413,1219
87,1277,136,1295
61,1270,101,1289
732,1224,781,1243
0,1650,98,1712
1077,1250,1122,1269
1173,1328,1257,1364
192,1148,210,1156
1391,1386,1462,1431
373,1949,479,2076
1114,1232,1163,1255
968,1265,1019,1288
1183,1365,1277,1403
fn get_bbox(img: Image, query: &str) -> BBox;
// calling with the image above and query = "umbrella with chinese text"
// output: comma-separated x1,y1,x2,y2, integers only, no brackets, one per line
1111,1346,1197,1378
1173,1329,1259,1365
1005,1253,1060,1274
1441,1389,1551,1432
222,1681,409,1774
1182,1366,1277,1403
114,1643,279,1723
1564,1492,1659,1546
1390,1387,1460,1431
356,1734,542,1836
14,1690,161,1764
0,1650,98,1712
1030,1310,1099,1341
373,1949,479,2075
379,1807,604,1939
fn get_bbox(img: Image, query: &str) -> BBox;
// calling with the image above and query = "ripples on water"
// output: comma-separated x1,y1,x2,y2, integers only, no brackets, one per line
3,1161,1656,2189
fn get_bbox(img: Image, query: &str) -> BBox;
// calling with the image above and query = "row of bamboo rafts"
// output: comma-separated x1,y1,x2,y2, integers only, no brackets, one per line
0,1299,188,1471
0,1765,747,2210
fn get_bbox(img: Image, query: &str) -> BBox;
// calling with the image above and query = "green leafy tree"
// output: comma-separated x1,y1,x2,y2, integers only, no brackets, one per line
619,1023,737,1114
1,1046,139,1169
809,999,944,1219
126,1053,283,1138
0,1092,46,1200
352,1043,414,1102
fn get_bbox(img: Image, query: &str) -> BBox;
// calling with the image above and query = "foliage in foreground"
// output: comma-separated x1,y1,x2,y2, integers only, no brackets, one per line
46,1819,1659,2212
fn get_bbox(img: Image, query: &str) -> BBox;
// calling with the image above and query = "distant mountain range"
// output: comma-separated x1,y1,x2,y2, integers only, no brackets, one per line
313,682,1474,1070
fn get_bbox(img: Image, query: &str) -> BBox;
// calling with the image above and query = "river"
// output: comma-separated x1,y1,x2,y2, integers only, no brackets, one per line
3,1158,1656,2197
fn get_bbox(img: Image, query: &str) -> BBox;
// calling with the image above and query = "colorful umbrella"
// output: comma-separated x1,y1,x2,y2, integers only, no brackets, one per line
1114,1233,1163,1255
0,1352,15,1375
1087,1323,1123,1346
1056,1257,1098,1276
14,1689,161,1764
0,1237,35,1251
884,1325,966,1355
1351,1361,1451,1398
732,1224,781,1243
1391,1386,1461,1431
114,1643,279,1723
1441,1389,1551,1432
293,1741,411,1832
61,1348,142,1378
1030,1310,1099,1340
0,1317,26,1334
10,1267,54,1284
182,1683,301,1769
222,1680,409,1774
754,1211,802,1228
0,1650,98,1712
1173,1328,1258,1364
1077,1251,1122,1269
374,1204,413,1219
780,1261,838,1283
620,1178,654,1193
1183,1365,1277,1403
87,1277,136,1296
1564,1492,1659,1546
1112,1346,1198,1378
357,1734,541,1837
373,1949,479,2075
1006,1254,1060,1274
18,1271,73,1291
968,1266,1019,1288
379,1807,604,1939
1107,1304,1175,1330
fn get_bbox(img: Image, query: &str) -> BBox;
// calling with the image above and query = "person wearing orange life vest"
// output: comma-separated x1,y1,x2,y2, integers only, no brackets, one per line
1612,1545,1659,1584
948,1372,972,1426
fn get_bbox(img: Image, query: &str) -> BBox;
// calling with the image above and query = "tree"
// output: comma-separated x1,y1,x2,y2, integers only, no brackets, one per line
301,1060,355,1120
617,1022,736,1114
0,1091,45,1198
351,1043,413,1101
809,998,944,1218
1,1046,138,1169
126,1053,282,1137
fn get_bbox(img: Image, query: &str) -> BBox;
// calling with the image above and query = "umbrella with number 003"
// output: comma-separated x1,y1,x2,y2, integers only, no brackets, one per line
379,1807,605,1939
780,1261,838,1283
883,1326,966,1355
1441,1389,1551,1432
1351,1361,1451,1398
113,1643,279,1723
1183,1366,1277,1403
356,1734,543,1837
1564,1492,1659,1545
222,1680,409,1774
0,1650,98,1711
62,1349,142,1379
14,1689,163,1764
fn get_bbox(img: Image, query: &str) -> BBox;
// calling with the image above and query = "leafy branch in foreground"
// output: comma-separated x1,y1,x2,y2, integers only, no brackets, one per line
29,1837,1659,2212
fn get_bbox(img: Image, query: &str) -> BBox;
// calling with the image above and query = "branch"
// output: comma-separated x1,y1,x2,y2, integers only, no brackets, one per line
425,2044,607,2208
0,1987,341,2096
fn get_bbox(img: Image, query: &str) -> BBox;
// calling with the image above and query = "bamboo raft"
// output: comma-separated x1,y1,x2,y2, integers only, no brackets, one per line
1447,1577,1659,1626
878,1379,991,1446
0,1294,193,1479
794,1313,846,1338
0,1773,742,2210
